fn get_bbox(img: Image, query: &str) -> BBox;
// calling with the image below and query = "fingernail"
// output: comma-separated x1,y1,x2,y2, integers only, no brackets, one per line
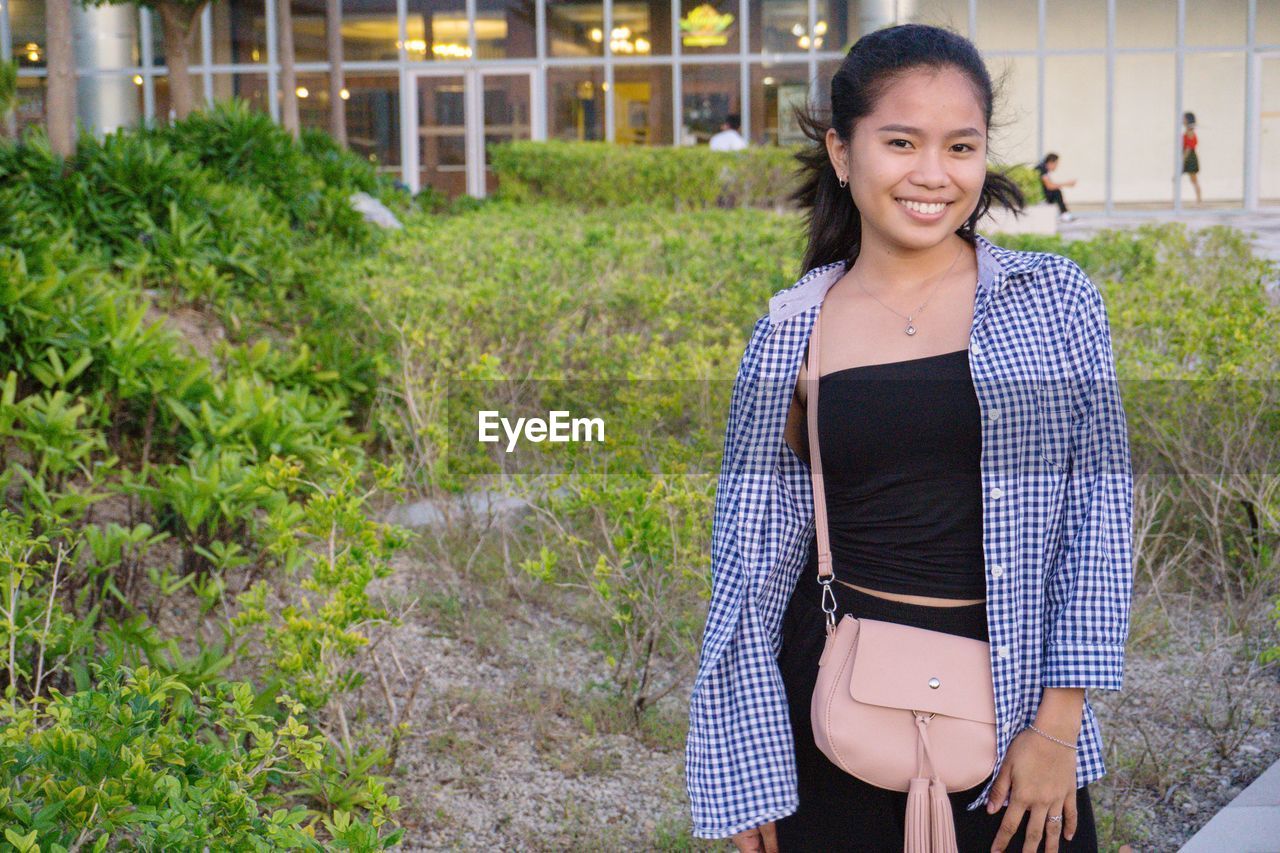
1066,833,1074,841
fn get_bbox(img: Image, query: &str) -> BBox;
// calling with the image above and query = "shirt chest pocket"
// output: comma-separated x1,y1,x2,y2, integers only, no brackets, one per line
1036,382,1076,474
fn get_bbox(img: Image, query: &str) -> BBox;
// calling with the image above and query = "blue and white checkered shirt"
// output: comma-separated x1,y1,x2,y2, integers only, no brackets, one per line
685,233,1134,839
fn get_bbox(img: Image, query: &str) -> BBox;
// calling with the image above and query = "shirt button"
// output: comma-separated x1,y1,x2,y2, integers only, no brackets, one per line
997,645,1011,659
990,486,1004,499
991,564,1004,578
971,341,983,356
988,406,1001,421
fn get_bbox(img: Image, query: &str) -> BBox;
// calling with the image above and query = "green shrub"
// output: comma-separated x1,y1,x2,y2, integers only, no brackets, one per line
0,661,401,849
488,139,805,209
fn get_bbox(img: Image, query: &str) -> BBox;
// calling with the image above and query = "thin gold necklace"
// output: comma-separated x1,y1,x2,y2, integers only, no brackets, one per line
853,244,965,336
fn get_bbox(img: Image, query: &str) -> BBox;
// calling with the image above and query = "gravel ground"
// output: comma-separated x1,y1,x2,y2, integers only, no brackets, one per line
356,548,1280,852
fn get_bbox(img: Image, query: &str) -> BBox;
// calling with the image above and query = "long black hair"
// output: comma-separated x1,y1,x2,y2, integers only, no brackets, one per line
789,23,1026,276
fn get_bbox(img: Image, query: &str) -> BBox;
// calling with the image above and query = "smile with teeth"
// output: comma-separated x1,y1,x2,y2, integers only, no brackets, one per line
897,198,949,215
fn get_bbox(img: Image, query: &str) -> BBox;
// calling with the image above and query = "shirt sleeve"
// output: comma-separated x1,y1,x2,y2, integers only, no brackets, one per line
707,313,770,582
1042,265,1134,691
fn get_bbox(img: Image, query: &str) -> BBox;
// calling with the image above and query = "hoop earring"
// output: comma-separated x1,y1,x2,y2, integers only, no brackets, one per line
838,175,848,188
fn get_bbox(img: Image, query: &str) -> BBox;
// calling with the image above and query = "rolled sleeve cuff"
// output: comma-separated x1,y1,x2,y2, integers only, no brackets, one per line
694,803,798,841
1042,642,1126,691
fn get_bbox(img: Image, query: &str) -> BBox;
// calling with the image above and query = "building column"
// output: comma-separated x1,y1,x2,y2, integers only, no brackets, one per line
73,2,141,134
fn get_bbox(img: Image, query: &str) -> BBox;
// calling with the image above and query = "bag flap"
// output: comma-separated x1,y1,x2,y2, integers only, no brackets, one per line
848,618,997,724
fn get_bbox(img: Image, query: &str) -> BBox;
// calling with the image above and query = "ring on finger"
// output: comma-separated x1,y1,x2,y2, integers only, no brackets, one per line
1047,814,1064,826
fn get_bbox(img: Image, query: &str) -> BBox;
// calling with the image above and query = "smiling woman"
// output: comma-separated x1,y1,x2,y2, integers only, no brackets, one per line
688,21,1131,853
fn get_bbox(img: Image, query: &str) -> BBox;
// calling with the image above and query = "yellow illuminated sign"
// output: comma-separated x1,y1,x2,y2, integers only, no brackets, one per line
681,3,734,48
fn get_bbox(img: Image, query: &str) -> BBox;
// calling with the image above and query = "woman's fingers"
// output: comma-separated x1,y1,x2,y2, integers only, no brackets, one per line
1063,791,1079,841
1021,803,1049,853
759,820,779,853
730,824,766,853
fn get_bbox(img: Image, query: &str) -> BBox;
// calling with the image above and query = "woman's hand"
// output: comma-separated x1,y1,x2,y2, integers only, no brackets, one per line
986,728,1079,853
730,820,778,852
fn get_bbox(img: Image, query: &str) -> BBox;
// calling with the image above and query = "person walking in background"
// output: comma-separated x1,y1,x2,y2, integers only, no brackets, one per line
1181,111,1202,205
1034,153,1076,222
709,113,748,151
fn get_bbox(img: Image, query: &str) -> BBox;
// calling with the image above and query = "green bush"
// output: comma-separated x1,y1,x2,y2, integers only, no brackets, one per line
0,109,413,847
488,139,806,209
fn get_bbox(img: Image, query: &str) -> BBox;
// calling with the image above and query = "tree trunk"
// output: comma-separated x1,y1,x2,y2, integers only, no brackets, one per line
156,2,203,120
278,0,299,139
326,0,346,146
44,0,76,157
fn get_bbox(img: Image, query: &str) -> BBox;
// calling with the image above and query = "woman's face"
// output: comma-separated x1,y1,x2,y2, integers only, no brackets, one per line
1046,159,1058,171
828,66,988,253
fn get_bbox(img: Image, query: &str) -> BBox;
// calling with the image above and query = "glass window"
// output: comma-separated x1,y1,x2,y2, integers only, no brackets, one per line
1186,0,1247,47
10,0,46,69
1113,54,1175,205
345,73,402,173
548,0,605,57
548,66,606,140
1046,0,1104,51
1183,52,1245,203
901,0,968,36
1043,56,1106,204
814,0,864,53
475,0,537,59
749,0,811,55
14,75,45,135
341,0,399,61
292,72,330,127
1116,0,1174,49
210,0,268,65
612,65,673,145
985,55,1037,168
406,0,470,60
679,0,739,56
289,0,329,63
1260,56,1280,204
975,0,1036,53
749,62,809,146
1261,0,1280,46
681,63,740,145
611,0,673,57
211,72,272,112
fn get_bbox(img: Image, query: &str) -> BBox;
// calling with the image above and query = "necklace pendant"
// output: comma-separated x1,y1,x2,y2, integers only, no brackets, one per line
905,323,917,336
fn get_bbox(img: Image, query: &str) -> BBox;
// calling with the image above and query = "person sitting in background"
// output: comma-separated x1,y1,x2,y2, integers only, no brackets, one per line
1034,152,1076,222
709,113,748,151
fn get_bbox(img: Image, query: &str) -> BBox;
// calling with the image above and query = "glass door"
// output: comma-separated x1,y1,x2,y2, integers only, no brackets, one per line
416,72,468,198
411,68,535,198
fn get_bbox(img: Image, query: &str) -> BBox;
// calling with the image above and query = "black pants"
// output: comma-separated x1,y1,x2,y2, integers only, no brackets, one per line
774,577,1099,852
1044,188,1069,214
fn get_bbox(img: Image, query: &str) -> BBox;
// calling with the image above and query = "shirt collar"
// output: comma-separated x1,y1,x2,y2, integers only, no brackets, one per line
767,232,1044,326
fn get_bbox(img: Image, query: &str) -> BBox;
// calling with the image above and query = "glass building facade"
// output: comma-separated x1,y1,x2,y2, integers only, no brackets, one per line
4,0,1279,208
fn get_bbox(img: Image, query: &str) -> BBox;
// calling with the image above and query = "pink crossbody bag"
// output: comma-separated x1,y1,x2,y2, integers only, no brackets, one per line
803,306,998,853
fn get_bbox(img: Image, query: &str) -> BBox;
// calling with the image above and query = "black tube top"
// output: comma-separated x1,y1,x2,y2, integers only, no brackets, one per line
803,348,987,600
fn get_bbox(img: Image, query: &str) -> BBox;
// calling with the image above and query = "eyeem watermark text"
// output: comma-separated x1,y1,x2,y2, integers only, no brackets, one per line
477,410,605,453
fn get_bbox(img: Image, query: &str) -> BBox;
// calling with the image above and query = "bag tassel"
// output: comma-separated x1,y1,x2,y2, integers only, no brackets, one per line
902,714,961,853
929,777,959,853
905,777,932,853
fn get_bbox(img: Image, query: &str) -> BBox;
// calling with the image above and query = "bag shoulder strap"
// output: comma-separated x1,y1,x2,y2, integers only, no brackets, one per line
806,309,833,582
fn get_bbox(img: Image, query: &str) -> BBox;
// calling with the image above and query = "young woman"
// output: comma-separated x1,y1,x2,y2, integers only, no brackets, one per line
1182,112,1202,204
685,24,1134,853
1035,153,1077,222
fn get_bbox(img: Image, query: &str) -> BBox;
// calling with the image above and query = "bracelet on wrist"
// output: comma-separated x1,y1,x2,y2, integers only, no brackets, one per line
1027,723,1078,751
